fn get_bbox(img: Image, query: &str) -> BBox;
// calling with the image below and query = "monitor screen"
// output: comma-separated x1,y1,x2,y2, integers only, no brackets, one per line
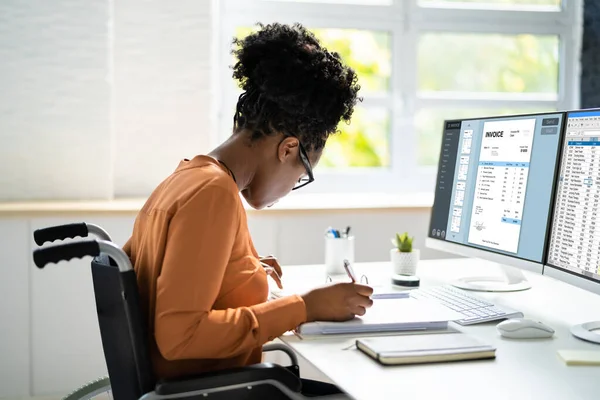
546,109,600,283
429,112,565,263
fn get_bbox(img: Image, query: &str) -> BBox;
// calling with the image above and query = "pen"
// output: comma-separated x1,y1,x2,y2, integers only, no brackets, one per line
343,259,357,283
325,227,335,238
326,227,347,238
344,226,351,237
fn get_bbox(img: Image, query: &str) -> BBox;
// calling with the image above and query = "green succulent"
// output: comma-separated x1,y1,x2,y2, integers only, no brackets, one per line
392,232,413,253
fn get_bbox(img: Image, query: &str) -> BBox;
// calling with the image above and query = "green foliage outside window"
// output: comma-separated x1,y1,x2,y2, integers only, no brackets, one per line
418,33,559,94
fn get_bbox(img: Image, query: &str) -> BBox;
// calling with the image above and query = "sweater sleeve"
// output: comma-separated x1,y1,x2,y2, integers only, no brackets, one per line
154,184,306,361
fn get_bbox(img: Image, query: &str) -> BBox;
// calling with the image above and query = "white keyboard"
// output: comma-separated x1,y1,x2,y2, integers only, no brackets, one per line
410,285,523,325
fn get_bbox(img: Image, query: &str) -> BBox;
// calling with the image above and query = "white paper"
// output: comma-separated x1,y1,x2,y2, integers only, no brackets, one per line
297,298,462,335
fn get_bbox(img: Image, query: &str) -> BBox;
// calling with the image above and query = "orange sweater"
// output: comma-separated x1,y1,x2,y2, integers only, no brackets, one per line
123,155,307,380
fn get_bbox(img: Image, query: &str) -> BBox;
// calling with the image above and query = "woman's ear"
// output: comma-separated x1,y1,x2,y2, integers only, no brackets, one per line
277,136,300,162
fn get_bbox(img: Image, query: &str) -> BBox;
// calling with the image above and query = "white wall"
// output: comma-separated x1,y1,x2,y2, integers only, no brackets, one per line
0,219,30,398
0,207,455,398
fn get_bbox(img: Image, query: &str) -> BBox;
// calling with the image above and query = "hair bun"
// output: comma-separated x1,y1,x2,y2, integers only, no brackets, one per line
232,23,347,117
231,23,360,151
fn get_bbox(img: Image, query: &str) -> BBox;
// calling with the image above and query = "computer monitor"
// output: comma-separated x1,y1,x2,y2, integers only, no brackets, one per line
545,108,600,344
426,111,566,292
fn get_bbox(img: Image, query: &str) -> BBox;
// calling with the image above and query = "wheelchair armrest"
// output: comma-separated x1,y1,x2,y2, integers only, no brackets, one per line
154,362,302,396
263,343,299,366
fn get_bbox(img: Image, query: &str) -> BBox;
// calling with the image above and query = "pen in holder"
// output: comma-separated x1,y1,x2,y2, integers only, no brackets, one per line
325,232,355,276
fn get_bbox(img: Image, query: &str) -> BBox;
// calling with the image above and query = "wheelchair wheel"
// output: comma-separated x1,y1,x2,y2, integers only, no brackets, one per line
63,376,112,400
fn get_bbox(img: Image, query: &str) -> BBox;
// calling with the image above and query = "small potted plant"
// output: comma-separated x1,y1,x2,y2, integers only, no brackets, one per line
390,232,420,276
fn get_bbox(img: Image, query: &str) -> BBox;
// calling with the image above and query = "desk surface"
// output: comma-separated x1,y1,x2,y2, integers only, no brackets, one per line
279,259,600,400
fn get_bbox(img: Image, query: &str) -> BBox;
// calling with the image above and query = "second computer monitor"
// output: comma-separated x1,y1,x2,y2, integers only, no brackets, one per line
546,108,600,296
426,111,566,290
544,108,600,344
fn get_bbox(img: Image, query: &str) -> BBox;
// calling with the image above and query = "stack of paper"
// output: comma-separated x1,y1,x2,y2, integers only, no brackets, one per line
270,282,410,301
296,298,462,336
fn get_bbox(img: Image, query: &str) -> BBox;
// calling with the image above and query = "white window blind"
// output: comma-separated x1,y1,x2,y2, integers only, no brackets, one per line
0,0,216,201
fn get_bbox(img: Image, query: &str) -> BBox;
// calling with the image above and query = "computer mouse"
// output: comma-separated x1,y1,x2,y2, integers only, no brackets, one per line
496,318,555,339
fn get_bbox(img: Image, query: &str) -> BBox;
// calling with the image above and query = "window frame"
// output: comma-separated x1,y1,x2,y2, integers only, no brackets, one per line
216,0,582,195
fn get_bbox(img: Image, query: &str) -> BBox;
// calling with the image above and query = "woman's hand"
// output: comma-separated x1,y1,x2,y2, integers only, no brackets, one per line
301,283,374,322
260,255,283,289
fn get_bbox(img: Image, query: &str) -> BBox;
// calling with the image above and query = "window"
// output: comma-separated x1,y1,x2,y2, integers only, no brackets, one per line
417,33,559,94
419,0,561,11
217,0,581,194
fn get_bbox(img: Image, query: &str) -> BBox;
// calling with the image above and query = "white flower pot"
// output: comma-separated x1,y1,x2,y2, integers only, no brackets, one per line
391,249,420,276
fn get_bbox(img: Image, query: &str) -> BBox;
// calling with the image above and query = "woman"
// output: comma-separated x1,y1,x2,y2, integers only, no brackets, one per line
123,22,373,396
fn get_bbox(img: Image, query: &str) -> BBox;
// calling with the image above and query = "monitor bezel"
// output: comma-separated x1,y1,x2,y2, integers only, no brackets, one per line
427,110,568,269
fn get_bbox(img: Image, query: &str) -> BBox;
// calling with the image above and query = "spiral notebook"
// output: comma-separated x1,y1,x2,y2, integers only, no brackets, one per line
296,298,462,336
356,332,496,365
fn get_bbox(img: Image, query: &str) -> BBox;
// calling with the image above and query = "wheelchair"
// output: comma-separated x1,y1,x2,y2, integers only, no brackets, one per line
32,223,346,400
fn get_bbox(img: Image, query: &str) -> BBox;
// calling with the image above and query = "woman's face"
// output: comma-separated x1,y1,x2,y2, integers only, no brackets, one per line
241,136,321,209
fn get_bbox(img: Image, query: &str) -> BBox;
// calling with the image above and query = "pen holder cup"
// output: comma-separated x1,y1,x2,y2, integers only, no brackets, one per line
325,235,355,276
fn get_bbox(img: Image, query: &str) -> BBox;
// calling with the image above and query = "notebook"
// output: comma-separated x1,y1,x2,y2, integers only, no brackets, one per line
295,297,462,336
356,332,496,365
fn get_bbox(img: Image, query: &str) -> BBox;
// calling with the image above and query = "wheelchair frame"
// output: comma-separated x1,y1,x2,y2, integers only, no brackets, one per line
32,223,341,400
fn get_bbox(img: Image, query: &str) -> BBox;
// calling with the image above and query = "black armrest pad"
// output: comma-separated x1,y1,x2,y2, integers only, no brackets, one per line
155,362,302,395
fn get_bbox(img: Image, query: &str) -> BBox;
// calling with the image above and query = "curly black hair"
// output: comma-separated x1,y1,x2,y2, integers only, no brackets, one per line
231,22,361,152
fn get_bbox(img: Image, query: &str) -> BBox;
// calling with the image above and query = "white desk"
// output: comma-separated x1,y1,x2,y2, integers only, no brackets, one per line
278,259,600,400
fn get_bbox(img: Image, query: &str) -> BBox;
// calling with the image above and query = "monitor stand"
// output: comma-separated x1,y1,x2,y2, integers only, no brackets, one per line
451,262,531,292
571,321,600,345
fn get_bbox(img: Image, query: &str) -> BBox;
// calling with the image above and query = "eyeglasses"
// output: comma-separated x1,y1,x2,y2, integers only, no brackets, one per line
292,137,314,191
